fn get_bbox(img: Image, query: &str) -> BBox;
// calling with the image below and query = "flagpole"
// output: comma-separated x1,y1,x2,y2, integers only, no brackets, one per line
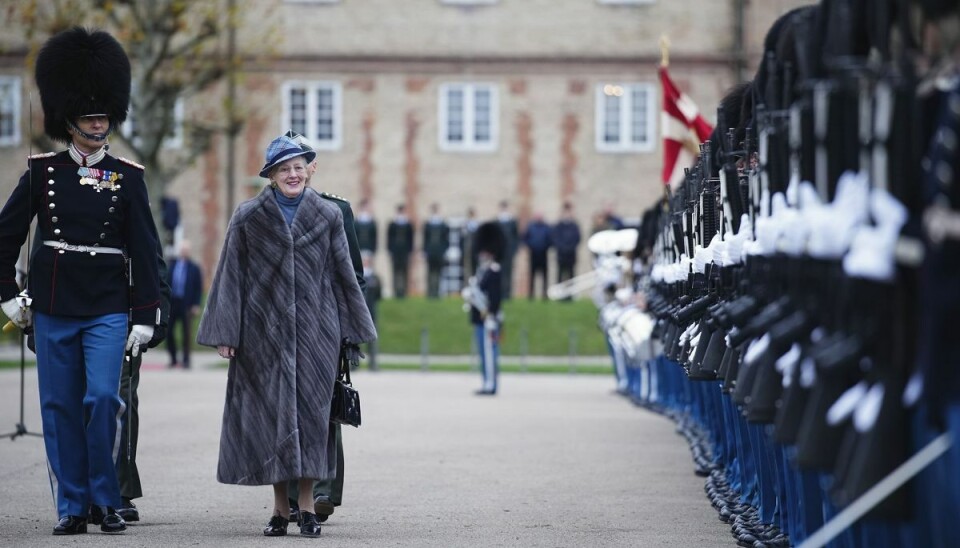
659,35,669,68
659,35,671,202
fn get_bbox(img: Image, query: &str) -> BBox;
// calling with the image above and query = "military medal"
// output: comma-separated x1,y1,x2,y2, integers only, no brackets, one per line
77,167,123,192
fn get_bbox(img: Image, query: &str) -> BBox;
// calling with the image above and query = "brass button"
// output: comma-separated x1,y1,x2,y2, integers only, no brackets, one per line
51,216,58,223
48,179,54,185
100,233,106,239
108,207,115,213
103,222,109,226
47,167,54,173
49,203,55,209
58,250,65,254
90,252,97,257
48,190,55,196
54,229,61,235
111,196,118,202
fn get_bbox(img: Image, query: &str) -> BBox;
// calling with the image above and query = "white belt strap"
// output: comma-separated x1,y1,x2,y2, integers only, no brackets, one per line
43,240,124,255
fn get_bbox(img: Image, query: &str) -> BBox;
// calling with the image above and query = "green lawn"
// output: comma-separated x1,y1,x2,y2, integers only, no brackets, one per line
376,297,606,356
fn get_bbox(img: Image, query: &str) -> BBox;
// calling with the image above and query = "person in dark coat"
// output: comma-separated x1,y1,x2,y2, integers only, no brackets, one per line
553,202,582,287
0,28,161,535
354,198,378,256
387,204,413,298
497,200,519,299
197,134,376,538
463,222,504,395
422,202,449,298
166,239,202,369
523,212,553,300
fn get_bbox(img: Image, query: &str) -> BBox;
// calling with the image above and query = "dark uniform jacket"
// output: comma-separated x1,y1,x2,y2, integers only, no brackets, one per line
0,150,161,325
354,215,377,254
387,219,414,261
469,262,502,325
422,218,449,267
553,219,582,266
498,217,519,260
321,192,365,291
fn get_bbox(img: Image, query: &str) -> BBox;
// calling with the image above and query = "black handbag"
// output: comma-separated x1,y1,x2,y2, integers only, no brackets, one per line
330,341,362,427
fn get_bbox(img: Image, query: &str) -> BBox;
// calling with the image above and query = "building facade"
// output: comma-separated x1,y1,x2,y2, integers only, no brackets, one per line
0,0,810,297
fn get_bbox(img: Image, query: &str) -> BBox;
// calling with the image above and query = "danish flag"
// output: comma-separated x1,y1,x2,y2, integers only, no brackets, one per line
659,66,713,190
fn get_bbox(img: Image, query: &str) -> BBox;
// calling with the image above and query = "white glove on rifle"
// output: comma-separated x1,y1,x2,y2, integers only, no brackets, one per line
1,293,32,329
483,316,498,332
126,325,155,357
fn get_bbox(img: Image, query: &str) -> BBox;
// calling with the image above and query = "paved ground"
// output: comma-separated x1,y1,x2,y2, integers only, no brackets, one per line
0,360,732,547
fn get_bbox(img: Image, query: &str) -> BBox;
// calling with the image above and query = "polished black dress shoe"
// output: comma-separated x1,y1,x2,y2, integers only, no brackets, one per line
53,516,87,535
116,498,139,522
100,508,126,533
299,511,321,538
314,496,335,523
263,514,289,537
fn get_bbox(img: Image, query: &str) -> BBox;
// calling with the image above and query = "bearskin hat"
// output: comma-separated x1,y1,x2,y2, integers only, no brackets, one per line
35,27,131,143
475,222,506,262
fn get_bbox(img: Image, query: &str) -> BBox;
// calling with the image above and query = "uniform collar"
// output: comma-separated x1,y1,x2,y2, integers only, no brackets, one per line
68,142,107,167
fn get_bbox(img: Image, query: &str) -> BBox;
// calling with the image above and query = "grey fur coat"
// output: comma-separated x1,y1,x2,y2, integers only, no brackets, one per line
197,187,377,486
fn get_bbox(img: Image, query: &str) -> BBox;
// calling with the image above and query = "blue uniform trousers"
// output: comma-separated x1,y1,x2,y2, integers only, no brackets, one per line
35,312,127,518
475,324,500,393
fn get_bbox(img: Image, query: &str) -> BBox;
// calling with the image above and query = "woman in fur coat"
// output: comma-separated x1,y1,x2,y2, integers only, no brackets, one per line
197,134,376,538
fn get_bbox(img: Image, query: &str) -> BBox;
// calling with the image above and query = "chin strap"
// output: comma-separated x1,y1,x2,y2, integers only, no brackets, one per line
67,119,114,142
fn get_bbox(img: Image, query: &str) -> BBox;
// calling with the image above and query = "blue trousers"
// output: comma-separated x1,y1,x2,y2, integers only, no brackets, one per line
35,312,128,518
475,324,500,392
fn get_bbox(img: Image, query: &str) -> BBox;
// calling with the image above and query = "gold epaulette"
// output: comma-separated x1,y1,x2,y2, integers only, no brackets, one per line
28,152,56,160
321,191,350,203
118,157,145,170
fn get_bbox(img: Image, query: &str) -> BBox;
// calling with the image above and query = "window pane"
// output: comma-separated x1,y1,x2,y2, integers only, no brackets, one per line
474,88,490,142
316,88,334,141
290,88,307,136
447,89,464,142
631,88,647,143
604,94,621,143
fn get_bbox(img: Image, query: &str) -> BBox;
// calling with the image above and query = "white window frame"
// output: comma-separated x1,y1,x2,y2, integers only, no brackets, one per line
595,83,655,153
438,83,499,153
0,76,22,148
122,94,185,149
281,81,343,152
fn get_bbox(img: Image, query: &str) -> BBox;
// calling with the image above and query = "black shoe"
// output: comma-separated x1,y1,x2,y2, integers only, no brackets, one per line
99,508,126,533
116,498,139,522
314,496,335,518
263,515,289,537
299,511,321,537
53,516,87,535
474,389,496,396
88,504,104,525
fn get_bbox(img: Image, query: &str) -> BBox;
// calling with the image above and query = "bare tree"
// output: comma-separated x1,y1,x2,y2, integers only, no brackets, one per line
10,0,243,217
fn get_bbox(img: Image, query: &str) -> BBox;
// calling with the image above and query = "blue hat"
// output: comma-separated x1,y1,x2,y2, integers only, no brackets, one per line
259,135,317,178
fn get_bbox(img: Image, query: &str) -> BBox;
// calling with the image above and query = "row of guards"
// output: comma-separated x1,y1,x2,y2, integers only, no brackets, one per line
592,1,960,547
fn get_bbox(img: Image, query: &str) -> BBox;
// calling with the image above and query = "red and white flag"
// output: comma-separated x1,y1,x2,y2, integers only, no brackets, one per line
660,66,713,190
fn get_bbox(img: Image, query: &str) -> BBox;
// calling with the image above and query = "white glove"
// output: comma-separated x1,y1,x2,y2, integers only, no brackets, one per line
125,325,155,357
1,295,31,329
483,316,498,332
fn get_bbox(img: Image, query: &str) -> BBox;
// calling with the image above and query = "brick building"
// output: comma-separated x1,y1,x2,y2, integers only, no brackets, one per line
0,0,810,297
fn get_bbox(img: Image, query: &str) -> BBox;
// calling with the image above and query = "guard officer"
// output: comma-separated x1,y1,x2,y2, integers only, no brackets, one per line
387,204,414,297
0,27,161,534
422,202,449,298
496,200,519,299
464,222,504,395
